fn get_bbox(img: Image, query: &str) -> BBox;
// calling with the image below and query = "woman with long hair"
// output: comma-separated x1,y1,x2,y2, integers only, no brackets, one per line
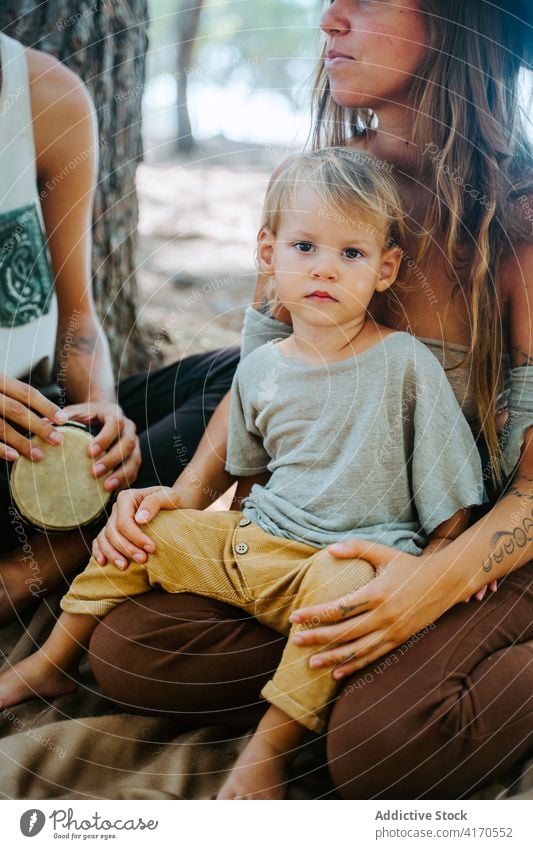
88,0,533,798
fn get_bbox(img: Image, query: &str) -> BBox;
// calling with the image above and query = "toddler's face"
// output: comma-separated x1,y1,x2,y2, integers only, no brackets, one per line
259,187,401,328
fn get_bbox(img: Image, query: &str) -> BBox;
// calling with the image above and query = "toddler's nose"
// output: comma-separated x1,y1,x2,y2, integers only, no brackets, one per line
311,257,338,281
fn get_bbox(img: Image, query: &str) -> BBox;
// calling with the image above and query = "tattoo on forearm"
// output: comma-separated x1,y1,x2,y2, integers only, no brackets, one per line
57,331,98,355
481,509,533,573
507,486,533,500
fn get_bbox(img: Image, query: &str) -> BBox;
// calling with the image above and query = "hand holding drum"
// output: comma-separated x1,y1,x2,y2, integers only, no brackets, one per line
10,422,111,531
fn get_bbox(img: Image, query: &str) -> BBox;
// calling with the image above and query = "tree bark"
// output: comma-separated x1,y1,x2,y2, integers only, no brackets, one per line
0,0,151,374
176,0,204,153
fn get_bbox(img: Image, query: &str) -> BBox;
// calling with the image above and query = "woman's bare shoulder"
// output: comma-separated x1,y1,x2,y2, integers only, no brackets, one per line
27,48,92,114
26,48,96,174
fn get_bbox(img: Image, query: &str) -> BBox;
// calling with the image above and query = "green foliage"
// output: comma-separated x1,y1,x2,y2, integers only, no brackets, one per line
148,0,322,104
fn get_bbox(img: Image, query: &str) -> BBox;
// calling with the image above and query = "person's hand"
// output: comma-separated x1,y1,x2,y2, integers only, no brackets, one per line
465,579,498,602
0,372,68,461
92,485,186,569
288,537,473,681
61,401,141,492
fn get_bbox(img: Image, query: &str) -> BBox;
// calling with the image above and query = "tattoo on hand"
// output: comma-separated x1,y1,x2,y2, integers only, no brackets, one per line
339,601,367,617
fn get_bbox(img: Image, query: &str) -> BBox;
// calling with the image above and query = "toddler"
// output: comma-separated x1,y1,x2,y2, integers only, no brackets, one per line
0,149,486,799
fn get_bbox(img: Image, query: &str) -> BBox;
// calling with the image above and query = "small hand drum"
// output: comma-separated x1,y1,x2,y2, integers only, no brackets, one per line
10,422,112,531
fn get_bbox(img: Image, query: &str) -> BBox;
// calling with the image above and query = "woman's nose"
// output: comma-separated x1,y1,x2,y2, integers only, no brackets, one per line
320,1,351,36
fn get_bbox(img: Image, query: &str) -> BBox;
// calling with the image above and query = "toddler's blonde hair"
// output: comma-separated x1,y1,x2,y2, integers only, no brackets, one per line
259,147,407,308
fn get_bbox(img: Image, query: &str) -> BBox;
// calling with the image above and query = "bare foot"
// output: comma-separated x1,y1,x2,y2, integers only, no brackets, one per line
0,651,78,710
217,736,292,800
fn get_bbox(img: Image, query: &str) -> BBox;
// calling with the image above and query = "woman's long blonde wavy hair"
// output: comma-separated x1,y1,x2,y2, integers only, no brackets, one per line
312,0,533,486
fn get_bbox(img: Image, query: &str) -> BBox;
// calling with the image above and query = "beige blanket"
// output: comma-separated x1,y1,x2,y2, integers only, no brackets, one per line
1,590,531,800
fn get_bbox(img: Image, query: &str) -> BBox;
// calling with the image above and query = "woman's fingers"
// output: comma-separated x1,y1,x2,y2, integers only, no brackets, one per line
105,520,148,565
135,489,182,522
327,538,396,568
95,423,138,476
331,639,398,680
306,630,391,676
0,395,65,450
1,377,66,424
290,585,375,626
292,610,377,648
115,490,161,551
101,441,142,492
89,411,124,455
92,536,107,566
93,528,128,570
468,579,498,603
0,418,52,460
113,486,181,551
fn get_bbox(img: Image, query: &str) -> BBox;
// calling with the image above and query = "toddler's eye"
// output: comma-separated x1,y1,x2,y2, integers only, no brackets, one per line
294,241,314,253
343,247,364,259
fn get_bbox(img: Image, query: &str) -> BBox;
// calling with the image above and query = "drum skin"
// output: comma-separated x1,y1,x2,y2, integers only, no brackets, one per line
10,423,111,531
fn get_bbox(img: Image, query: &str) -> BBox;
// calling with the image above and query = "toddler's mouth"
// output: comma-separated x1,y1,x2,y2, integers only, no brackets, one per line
306,290,338,302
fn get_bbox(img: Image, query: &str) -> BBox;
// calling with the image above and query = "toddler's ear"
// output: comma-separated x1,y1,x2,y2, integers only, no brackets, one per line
376,245,403,292
257,228,275,274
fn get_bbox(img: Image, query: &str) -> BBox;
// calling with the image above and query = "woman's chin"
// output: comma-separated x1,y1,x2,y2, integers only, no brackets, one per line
327,82,373,111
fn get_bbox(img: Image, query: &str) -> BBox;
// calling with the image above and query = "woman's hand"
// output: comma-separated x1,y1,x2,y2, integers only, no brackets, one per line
92,485,187,569
0,373,68,461
61,401,141,492
289,537,476,680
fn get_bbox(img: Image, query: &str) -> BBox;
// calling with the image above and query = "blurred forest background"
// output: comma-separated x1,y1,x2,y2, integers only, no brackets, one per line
140,0,319,366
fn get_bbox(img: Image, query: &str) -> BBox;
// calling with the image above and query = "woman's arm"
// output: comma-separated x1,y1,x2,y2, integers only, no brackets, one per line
29,50,140,489
30,49,114,405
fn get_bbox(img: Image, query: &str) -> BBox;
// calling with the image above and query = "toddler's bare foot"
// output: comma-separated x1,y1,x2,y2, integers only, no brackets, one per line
217,736,292,800
0,651,78,710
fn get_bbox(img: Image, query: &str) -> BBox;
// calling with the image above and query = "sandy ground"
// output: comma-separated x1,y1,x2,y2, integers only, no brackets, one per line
136,137,289,363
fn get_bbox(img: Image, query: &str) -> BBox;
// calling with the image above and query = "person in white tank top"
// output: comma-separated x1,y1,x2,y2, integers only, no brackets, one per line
0,34,142,620
0,33,243,626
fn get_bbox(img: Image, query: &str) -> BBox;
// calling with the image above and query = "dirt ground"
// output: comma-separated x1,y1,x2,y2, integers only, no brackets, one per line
136,137,290,363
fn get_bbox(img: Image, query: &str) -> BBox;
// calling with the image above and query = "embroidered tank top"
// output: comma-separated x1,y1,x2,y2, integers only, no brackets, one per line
0,33,57,382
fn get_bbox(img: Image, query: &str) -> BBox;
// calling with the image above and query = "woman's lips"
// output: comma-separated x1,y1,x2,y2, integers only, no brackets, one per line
325,50,355,71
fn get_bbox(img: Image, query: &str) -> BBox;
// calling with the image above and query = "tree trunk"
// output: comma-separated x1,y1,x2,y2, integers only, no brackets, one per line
176,0,204,153
0,0,151,374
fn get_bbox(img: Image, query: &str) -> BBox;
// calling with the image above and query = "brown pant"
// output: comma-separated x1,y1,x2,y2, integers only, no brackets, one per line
64,509,374,732
89,558,533,799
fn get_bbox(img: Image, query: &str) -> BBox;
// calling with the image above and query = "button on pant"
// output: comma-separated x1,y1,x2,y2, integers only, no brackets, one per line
62,509,375,732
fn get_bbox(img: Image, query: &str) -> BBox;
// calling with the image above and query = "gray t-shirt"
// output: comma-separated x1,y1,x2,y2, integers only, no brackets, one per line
226,331,486,554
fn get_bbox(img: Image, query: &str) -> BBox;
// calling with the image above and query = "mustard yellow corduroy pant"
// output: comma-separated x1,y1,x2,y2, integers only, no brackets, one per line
62,509,375,732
